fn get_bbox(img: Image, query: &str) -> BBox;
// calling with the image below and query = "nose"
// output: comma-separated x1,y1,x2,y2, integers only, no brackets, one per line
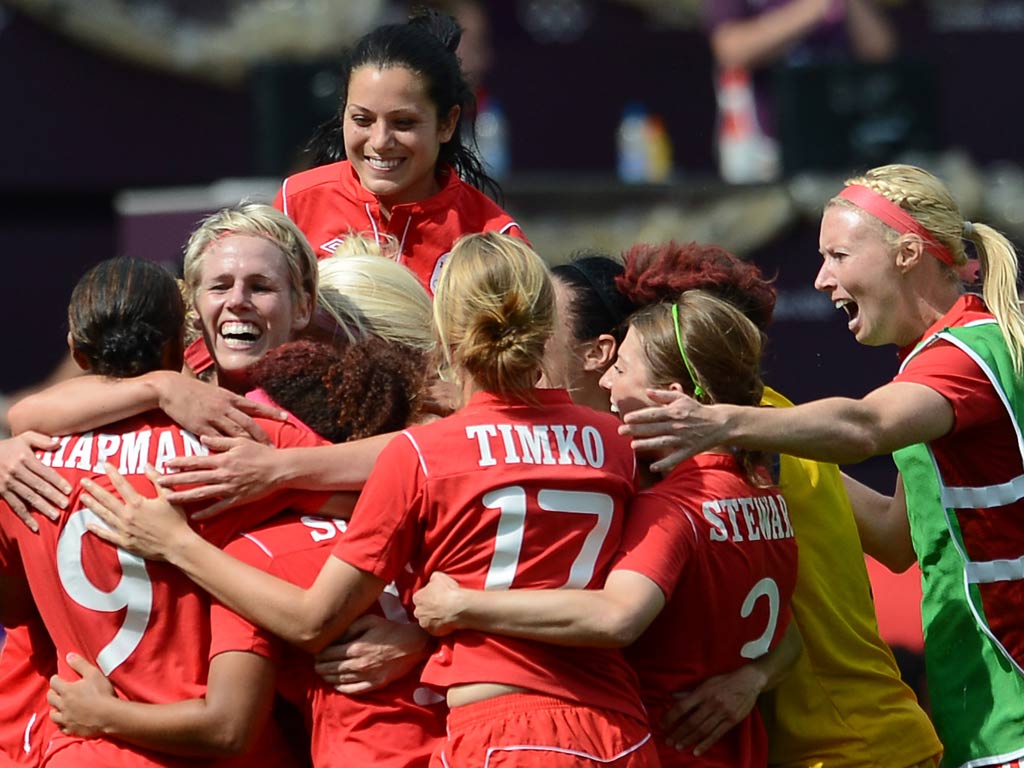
369,121,394,151
598,366,614,391
813,259,835,295
225,283,251,309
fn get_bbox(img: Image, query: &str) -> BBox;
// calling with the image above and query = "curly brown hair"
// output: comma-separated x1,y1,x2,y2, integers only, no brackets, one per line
249,338,425,443
617,241,777,332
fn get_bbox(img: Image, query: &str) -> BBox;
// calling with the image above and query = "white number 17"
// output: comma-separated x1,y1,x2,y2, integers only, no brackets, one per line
482,486,614,590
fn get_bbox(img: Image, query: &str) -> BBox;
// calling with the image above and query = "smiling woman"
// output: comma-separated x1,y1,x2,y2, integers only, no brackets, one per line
274,8,527,294
617,164,1024,767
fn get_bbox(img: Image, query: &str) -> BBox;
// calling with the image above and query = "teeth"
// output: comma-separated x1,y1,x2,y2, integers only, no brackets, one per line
835,299,851,310
366,156,402,170
610,402,620,414
221,322,261,337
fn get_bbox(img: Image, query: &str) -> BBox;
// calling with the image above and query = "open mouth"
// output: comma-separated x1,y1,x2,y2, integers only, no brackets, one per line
220,321,263,350
835,298,859,324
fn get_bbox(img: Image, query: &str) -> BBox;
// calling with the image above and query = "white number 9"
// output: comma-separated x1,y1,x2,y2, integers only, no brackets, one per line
57,509,153,674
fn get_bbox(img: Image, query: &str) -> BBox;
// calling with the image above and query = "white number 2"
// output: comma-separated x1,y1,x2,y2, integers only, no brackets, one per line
739,577,779,660
483,486,614,590
56,509,153,674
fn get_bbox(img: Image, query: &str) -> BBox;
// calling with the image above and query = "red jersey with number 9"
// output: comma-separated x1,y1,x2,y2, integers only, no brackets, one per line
333,389,647,721
6,411,327,767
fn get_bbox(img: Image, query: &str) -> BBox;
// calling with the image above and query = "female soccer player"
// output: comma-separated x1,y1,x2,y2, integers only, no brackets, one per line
413,289,800,766
276,9,525,294
621,164,1024,767
80,233,659,767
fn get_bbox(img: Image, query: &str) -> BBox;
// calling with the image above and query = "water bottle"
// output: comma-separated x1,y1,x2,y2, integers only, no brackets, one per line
714,68,780,184
646,116,673,183
475,98,510,180
617,103,650,184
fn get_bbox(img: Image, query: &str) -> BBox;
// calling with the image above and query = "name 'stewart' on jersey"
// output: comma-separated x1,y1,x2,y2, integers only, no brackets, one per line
465,423,607,468
703,493,794,543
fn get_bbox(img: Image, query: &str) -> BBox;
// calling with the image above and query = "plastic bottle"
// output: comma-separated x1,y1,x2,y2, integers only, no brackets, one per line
617,103,650,184
714,68,780,184
645,115,673,183
475,98,510,180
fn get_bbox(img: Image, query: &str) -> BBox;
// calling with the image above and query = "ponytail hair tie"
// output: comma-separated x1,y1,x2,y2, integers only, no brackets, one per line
963,220,975,238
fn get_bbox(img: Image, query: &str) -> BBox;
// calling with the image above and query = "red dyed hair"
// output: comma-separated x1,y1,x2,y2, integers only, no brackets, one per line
617,242,777,332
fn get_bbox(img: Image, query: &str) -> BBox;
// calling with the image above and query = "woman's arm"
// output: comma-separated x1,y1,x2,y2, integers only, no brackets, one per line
81,466,384,653
9,372,282,443
660,621,803,755
0,432,71,531
846,0,897,61
710,0,842,70
155,432,394,514
48,651,275,757
622,381,954,472
840,471,916,572
412,570,666,649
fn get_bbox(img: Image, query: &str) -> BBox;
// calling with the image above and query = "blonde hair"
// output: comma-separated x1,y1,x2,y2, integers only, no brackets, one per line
629,290,768,486
182,202,318,308
317,252,435,354
832,164,1024,372
433,232,555,396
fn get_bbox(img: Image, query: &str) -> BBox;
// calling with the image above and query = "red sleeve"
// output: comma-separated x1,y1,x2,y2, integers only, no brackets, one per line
501,222,530,247
894,340,1003,436
272,186,285,213
0,508,22,576
613,491,697,598
209,536,280,662
331,434,424,586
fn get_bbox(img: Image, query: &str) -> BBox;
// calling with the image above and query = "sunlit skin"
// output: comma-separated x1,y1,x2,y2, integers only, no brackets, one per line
599,326,681,417
815,205,936,348
195,235,311,393
344,66,459,218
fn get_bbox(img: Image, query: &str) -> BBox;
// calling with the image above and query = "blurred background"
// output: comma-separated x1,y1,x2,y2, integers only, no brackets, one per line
5,0,1023,470
5,0,1019,690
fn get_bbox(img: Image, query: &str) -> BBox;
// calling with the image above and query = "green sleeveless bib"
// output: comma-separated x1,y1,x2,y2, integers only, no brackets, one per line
894,320,1024,767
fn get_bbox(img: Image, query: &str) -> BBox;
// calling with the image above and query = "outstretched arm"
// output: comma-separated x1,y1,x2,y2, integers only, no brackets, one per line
413,569,666,649
9,372,283,444
621,382,953,473
155,432,394,514
49,651,275,758
81,465,384,653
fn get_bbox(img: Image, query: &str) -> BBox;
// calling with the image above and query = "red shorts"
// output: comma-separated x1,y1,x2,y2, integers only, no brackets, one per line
433,693,659,768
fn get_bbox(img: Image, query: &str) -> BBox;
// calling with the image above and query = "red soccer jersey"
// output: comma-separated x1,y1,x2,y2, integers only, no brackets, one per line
333,389,647,722
894,294,1024,668
0,620,54,768
210,513,446,768
615,453,799,767
274,161,527,294
7,411,327,768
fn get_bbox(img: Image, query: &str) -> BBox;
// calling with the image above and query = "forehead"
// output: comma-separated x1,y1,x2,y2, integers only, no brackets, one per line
347,65,431,109
201,235,289,278
819,204,886,250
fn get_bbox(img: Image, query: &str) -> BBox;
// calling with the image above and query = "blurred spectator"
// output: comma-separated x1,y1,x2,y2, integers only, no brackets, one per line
703,0,897,180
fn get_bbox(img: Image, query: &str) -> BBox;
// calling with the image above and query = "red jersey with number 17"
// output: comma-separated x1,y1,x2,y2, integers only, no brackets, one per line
7,411,327,768
334,389,647,722
616,453,799,767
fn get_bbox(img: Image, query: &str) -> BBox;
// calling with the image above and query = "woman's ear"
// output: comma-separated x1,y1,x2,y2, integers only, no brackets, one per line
895,234,926,273
439,105,461,144
582,334,618,373
667,381,684,393
292,292,314,333
68,333,91,372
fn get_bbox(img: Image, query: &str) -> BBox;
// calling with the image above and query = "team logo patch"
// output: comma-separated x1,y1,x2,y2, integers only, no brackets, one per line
319,236,347,255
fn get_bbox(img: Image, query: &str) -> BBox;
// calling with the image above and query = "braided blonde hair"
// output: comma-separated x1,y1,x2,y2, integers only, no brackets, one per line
831,164,1024,373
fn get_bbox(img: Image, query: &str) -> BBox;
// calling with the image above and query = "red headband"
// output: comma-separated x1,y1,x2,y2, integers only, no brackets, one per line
837,185,956,266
